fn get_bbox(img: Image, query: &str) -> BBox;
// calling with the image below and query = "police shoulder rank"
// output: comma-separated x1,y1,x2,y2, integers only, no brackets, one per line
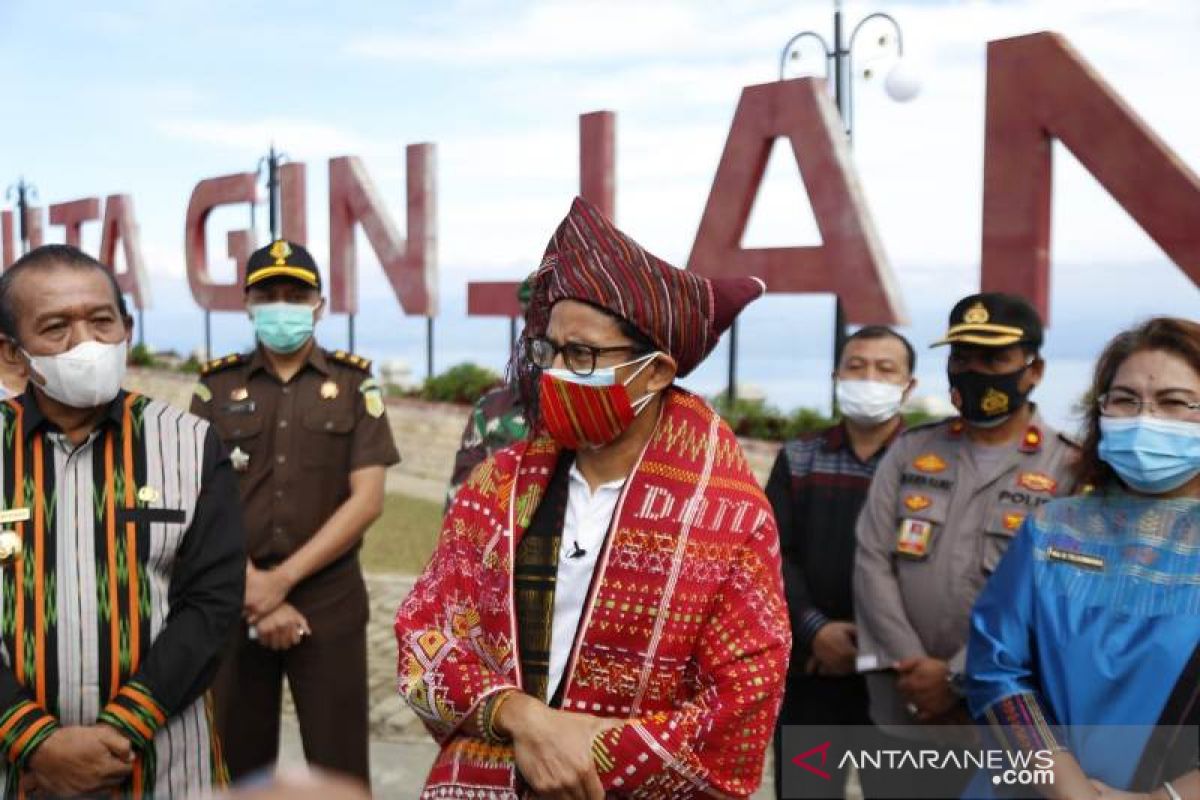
1019,425,1044,454
199,352,247,377
359,377,385,418
331,350,372,373
897,519,934,558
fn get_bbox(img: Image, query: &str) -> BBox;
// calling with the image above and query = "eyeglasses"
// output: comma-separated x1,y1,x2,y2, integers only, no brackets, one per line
1097,391,1200,421
524,336,646,378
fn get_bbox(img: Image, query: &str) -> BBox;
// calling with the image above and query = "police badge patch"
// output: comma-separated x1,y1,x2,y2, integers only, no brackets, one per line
896,519,934,558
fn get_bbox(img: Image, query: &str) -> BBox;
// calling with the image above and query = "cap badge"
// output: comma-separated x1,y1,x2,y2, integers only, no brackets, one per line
963,302,990,324
269,239,292,265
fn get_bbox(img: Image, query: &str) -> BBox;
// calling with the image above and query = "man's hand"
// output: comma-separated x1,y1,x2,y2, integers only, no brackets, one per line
25,725,134,795
809,622,857,676
255,603,311,651
895,658,959,721
495,693,623,800
244,564,293,624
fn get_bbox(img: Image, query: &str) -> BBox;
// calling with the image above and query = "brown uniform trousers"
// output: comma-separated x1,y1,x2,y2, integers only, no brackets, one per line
192,345,400,785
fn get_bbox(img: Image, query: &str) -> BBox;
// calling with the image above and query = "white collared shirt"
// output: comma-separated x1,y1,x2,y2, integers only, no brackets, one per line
546,462,625,700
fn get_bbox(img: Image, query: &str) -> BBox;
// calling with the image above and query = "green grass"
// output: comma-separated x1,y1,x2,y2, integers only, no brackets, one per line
360,493,445,574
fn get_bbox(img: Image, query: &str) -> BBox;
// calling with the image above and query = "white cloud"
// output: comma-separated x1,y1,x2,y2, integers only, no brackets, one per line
154,117,383,161
119,0,1200,329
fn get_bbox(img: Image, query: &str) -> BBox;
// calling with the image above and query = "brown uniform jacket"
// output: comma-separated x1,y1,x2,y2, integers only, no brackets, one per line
190,344,400,628
852,409,1077,731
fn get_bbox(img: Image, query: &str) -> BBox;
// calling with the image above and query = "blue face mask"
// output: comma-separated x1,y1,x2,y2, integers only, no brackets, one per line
251,302,316,354
1098,416,1200,494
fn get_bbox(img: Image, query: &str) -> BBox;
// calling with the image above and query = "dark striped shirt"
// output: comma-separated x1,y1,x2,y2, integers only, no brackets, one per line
0,391,245,797
765,423,900,662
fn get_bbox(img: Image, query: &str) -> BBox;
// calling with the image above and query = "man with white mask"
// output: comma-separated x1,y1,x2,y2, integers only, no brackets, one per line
766,325,915,799
0,244,245,796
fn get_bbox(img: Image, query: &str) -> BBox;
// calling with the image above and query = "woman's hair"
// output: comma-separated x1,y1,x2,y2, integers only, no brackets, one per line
1074,317,1200,490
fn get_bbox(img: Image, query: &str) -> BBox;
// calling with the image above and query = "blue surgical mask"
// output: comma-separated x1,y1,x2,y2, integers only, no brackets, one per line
251,302,317,354
1098,416,1200,494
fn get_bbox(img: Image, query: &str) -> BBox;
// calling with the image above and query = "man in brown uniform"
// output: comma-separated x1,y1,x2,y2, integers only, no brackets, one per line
852,293,1076,792
191,240,400,786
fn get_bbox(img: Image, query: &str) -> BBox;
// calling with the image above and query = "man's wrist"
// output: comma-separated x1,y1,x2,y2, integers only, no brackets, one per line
274,561,300,593
797,609,832,649
493,691,536,741
22,725,59,769
2,701,61,767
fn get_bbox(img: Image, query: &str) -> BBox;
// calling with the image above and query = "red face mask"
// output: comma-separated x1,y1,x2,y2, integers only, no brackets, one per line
538,354,658,450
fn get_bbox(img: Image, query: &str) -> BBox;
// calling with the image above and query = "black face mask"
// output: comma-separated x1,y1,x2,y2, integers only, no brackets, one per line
948,365,1031,426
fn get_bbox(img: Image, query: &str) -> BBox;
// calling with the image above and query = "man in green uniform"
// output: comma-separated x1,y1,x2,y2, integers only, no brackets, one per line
192,240,400,786
444,275,535,508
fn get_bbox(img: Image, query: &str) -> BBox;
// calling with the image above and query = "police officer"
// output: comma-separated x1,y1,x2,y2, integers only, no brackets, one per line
852,294,1076,771
191,240,400,786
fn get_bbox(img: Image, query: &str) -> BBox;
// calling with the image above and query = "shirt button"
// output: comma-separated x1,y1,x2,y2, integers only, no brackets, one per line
279,420,288,429
282,387,290,395
324,421,334,431
274,525,284,535
277,454,286,464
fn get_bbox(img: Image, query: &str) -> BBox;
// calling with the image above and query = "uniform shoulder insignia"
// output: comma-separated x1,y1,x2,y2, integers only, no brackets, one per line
199,353,247,376
899,416,956,437
330,350,372,372
1057,431,1081,449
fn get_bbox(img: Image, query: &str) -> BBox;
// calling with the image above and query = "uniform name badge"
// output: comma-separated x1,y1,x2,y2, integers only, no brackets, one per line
896,518,934,559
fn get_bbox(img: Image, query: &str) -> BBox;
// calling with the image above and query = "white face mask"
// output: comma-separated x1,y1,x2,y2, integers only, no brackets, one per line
836,379,907,426
23,340,128,409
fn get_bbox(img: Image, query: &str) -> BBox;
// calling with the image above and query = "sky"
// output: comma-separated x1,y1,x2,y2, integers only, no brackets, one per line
0,0,1197,431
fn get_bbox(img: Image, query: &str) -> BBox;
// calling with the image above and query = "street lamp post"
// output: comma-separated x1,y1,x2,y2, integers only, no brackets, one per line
5,177,38,255
777,0,919,412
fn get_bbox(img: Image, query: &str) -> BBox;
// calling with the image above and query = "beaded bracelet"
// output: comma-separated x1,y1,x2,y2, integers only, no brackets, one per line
479,689,517,744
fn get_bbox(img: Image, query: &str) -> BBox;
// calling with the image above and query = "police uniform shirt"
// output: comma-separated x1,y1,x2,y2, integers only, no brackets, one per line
852,409,1077,729
190,346,399,620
